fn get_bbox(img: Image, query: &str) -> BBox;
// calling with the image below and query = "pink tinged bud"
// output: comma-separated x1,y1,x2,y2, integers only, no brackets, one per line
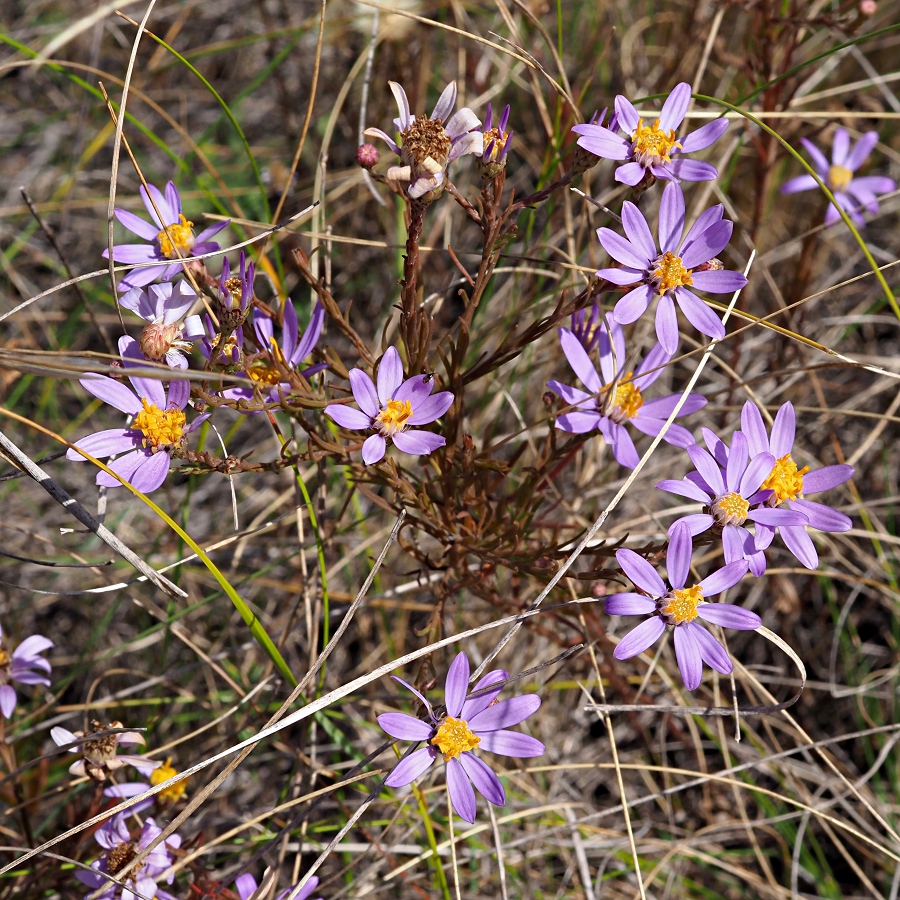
140,322,180,362
860,0,877,14
356,143,380,169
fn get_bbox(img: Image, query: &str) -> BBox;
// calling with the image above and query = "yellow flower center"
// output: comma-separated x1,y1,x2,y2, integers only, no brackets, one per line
376,398,413,436
660,584,703,625
0,647,10,673
608,376,644,422
431,716,481,761
150,757,188,803
710,491,749,527
827,165,853,193
156,214,195,259
652,251,694,294
483,127,509,163
761,453,809,504
248,364,282,386
631,118,683,166
133,398,186,452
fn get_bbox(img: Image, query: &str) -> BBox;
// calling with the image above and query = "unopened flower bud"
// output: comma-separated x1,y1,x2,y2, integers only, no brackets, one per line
356,143,380,169
860,0,877,14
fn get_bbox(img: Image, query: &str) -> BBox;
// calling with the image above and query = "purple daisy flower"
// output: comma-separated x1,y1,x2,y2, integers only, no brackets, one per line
235,873,321,900
363,81,482,200
547,315,706,468
77,812,181,900
103,180,229,291
607,522,757,690
378,651,544,824
781,128,896,227
572,82,728,185
66,337,209,493
119,280,204,369
597,181,748,353
201,316,244,366
221,299,325,408
657,427,809,576
741,400,854,569
324,346,453,465
0,624,52,719
103,756,187,811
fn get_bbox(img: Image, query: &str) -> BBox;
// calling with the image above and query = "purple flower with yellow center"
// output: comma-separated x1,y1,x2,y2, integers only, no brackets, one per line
77,812,181,900
51,719,157,783
104,181,229,291
781,128,896,227
572,83,728,185
222,299,325,408
547,315,706,469
478,103,512,178
324,346,453,465
741,400,854,570
235,873,321,900
657,428,809,576
607,522,757,690
67,337,209,493
0,624,52,719
378,651,544,824
597,181,747,353
364,81,482,201
119,280,204,369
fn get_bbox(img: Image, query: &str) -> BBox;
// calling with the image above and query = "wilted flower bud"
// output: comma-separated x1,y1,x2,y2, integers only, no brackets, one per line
139,322,180,362
696,257,725,272
356,143,380,169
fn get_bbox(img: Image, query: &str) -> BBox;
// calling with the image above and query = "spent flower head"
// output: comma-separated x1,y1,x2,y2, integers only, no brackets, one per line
607,522,758,690
597,182,747,353
781,128,895,226
547,316,706,468
740,401,854,569
103,180,228,291
378,651,544,823
0,624,52,719
324,346,453,465
364,81,482,201
657,427,809,576
119,280,204,369
77,812,180,900
51,720,157,783
572,83,728,186
66,337,209,493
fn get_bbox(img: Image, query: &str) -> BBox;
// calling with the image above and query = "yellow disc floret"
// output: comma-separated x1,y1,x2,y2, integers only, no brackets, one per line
156,214,195,259
150,757,188,803
376,398,413,436
609,376,644,422
710,491,750,527
652,251,694,294
431,716,481,761
827,165,853,193
631,118,683,167
761,453,809,504
133,399,186,452
660,584,703,625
